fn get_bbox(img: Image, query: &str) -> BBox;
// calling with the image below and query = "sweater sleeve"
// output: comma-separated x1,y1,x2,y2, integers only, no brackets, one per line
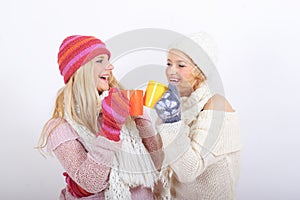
157,110,240,183
136,123,164,170
157,121,214,183
47,120,113,193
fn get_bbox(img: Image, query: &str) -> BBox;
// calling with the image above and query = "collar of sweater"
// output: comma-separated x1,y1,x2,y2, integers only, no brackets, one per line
181,82,215,124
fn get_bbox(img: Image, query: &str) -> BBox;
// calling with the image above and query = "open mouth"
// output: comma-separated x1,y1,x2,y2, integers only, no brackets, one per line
99,74,109,81
169,78,180,84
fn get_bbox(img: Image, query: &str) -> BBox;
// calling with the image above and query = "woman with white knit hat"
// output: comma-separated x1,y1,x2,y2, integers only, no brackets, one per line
154,32,242,199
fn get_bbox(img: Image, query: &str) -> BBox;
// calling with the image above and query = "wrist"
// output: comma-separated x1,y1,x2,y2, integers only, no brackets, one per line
136,123,156,139
98,126,121,142
164,114,181,123
90,136,121,166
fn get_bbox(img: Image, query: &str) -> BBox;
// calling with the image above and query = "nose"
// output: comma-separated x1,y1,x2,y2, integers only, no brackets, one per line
169,64,177,75
105,62,114,71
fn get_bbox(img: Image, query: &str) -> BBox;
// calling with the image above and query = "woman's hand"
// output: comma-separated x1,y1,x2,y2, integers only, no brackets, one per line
154,83,181,123
134,107,164,170
133,107,155,138
99,88,130,141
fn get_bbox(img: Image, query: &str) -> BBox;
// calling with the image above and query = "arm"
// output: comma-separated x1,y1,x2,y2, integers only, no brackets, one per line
166,95,239,182
48,121,118,193
157,113,220,183
134,114,164,170
153,84,221,182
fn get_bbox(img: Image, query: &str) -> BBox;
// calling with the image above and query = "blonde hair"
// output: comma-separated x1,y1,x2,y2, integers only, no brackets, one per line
37,61,119,152
176,49,207,90
192,65,206,90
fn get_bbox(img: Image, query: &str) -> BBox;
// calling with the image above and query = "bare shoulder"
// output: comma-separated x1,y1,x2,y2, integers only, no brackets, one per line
203,94,235,112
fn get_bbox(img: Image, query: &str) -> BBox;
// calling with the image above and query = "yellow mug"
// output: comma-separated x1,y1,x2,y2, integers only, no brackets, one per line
143,80,168,108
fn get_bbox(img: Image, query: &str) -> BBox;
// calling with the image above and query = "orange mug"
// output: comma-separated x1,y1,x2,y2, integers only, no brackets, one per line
121,90,144,116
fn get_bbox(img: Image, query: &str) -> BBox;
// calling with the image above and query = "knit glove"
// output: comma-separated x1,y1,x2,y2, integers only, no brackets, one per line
90,135,122,166
63,172,93,198
100,88,130,142
134,107,156,139
154,83,181,123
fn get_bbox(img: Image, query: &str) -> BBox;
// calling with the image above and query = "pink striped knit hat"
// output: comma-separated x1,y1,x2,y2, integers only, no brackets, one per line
58,35,111,83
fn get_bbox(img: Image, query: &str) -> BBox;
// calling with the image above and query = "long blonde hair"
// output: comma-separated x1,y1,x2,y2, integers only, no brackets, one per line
37,61,119,152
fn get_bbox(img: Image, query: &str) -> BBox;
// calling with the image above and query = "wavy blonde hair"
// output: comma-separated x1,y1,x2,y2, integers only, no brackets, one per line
176,49,207,90
37,61,119,152
192,65,206,90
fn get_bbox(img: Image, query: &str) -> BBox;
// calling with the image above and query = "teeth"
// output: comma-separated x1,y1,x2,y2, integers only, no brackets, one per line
170,78,179,82
99,74,109,80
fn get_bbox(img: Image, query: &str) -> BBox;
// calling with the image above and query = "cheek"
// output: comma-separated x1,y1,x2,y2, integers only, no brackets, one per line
165,67,170,76
179,69,194,80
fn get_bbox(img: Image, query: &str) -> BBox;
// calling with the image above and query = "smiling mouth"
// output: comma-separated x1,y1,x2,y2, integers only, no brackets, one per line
99,74,109,81
169,78,180,84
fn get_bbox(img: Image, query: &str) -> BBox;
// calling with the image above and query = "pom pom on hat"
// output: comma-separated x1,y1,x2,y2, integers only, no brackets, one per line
58,35,111,84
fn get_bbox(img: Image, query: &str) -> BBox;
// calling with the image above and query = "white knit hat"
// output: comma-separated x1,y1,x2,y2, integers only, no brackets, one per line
168,31,218,77
168,31,224,94
187,32,218,65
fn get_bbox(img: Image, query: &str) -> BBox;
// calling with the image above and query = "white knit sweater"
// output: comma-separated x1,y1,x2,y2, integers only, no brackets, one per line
157,83,242,200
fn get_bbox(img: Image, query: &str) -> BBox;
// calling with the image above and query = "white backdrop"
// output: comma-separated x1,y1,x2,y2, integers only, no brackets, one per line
1,0,299,199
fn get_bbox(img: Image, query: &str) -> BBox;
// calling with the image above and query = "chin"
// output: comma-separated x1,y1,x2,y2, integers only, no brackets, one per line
97,85,109,92
102,87,109,91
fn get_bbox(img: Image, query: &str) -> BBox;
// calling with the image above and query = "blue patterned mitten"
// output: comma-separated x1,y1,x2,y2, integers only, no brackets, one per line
154,83,181,123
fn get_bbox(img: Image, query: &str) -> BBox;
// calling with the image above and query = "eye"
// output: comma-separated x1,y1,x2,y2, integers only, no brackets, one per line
96,59,103,64
166,62,172,67
178,64,185,68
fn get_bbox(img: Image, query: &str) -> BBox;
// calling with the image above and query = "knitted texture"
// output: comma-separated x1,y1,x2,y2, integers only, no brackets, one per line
102,119,158,200
58,35,111,83
134,108,164,170
156,83,242,199
63,114,158,199
154,83,181,123
133,107,156,139
46,120,111,194
168,32,217,79
100,88,130,141
170,152,240,200
47,119,156,200
63,172,93,198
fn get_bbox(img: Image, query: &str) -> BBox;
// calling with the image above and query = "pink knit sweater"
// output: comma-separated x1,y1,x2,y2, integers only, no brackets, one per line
47,119,156,200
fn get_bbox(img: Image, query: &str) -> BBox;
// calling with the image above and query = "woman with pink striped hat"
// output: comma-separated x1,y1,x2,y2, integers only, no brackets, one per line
37,35,162,199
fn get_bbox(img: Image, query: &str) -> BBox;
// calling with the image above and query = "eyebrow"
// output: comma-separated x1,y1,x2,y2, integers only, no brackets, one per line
95,55,106,59
168,58,186,62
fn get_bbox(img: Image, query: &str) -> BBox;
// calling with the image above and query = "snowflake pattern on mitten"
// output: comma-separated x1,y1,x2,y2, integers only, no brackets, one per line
154,83,181,123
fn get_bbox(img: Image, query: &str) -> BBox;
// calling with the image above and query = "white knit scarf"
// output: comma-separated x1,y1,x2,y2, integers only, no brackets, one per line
181,82,215,125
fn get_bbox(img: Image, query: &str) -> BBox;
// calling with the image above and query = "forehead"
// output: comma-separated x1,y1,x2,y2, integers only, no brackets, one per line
168,49,193,63
94,54,109,59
